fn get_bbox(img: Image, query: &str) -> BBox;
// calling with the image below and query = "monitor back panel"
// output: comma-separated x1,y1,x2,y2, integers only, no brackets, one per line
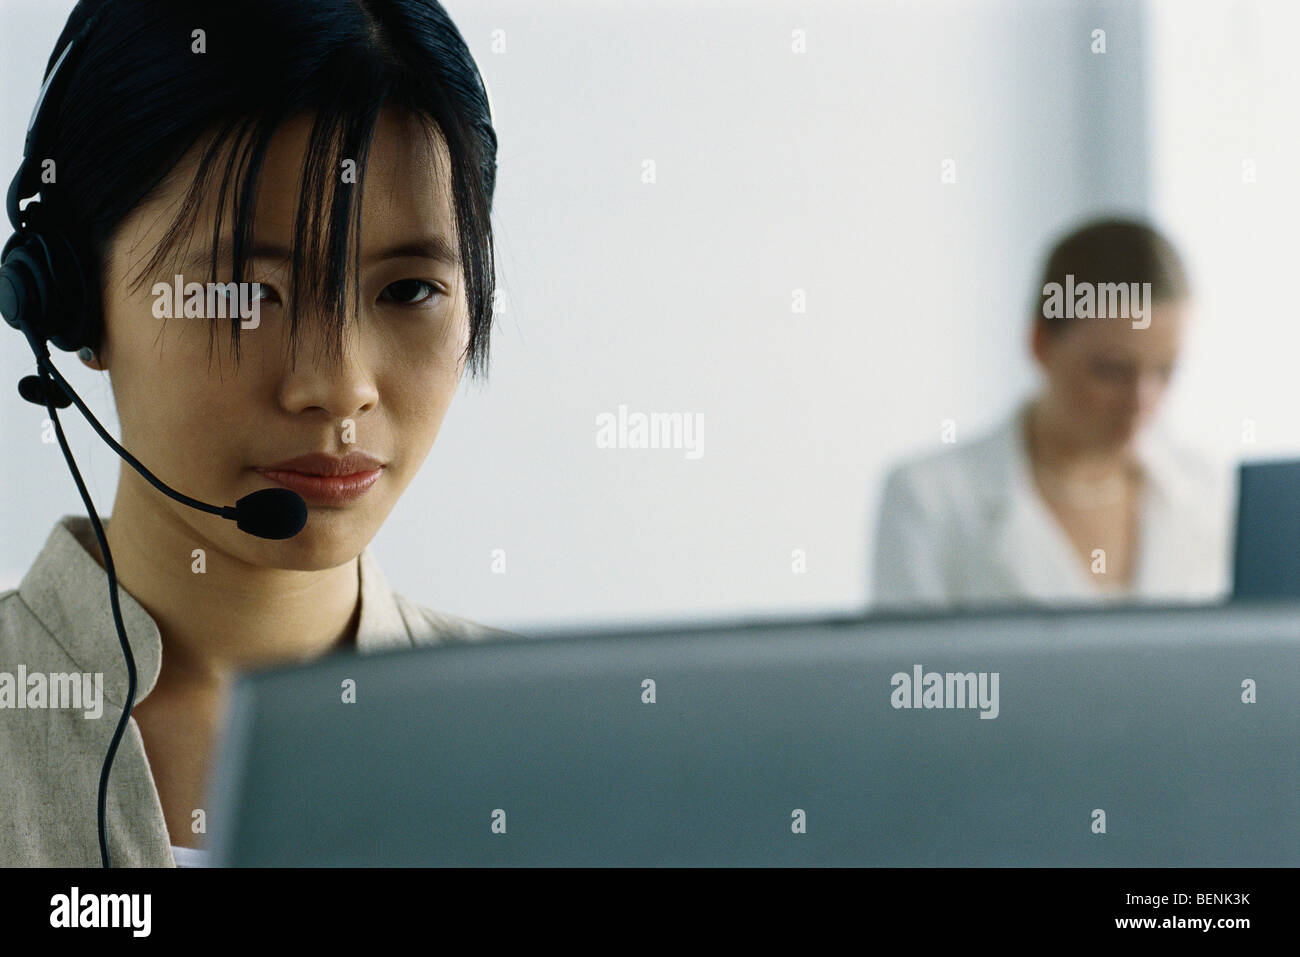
1234,459,1300,599
209,603,1299,866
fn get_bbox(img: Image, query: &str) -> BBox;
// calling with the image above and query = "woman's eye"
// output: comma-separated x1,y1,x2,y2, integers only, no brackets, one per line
217,283,280,306
379,279,441,306
250,283,281,305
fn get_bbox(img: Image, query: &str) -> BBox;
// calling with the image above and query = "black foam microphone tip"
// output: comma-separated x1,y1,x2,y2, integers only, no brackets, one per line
234,487,308,540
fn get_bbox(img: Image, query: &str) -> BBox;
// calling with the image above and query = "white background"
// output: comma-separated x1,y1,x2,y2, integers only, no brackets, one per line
1,0,1295,632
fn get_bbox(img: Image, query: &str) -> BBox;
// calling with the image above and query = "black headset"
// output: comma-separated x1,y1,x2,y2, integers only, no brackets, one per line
2,0,496,868
1,0,494,869
0,6,308,869
0,3,495,358
0,16,98,358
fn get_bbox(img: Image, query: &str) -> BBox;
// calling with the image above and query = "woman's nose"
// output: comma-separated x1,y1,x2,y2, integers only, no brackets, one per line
1144,369,1168,403
1128,371,1166,418
276,323,379,419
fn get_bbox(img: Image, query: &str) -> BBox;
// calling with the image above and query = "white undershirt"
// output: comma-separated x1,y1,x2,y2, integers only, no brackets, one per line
171,844,212,867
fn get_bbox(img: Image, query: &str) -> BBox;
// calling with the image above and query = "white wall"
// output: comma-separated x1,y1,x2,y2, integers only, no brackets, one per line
3,0,1249,633
1145,0,1300,465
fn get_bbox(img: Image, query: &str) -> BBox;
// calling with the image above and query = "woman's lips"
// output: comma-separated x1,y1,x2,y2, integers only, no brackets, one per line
253,467,383,506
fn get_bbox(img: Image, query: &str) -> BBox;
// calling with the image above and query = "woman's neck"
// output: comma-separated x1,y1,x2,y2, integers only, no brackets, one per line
93,475,360,693
1025,396,1135,481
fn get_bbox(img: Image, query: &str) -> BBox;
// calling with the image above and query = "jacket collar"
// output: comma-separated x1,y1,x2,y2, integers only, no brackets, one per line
994,399,1204,514
984,399,1205,598
17,515,413,710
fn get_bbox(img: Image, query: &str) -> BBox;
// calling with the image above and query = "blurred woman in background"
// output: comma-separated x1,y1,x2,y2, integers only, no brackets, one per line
871,218,1233,611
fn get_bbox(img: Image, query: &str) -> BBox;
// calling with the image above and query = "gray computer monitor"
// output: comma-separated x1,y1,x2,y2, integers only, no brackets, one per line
207,602,1299,866
1233,459,1300,600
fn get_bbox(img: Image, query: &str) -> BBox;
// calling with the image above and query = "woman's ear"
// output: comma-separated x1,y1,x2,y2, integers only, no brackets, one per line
1030,319,1050,368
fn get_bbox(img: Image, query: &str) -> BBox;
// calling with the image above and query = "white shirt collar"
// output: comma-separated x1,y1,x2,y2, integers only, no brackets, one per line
989,399,1210,600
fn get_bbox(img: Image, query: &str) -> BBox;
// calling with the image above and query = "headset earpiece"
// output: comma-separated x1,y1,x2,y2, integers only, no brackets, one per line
0,238,47,334
0,201,92,354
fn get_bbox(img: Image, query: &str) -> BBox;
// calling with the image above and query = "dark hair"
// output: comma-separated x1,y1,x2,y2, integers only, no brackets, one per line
1034,217,1190,335
38,0,498,374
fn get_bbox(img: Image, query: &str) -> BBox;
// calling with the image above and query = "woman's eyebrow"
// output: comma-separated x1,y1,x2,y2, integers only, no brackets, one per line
365,235,459,265
178,239,291,272
175,234,458,272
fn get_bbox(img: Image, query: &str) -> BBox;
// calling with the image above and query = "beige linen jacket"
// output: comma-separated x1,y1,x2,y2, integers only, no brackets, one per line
0,514,513,867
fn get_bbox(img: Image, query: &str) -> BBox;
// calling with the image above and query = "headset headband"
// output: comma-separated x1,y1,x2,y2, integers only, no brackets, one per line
6,10,98,233
6,2,495,235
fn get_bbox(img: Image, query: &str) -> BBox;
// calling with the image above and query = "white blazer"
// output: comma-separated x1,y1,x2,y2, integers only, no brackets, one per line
870,401,1235,611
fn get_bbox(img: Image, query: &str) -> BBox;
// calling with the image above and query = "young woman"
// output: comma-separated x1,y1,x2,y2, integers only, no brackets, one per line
0,0,510,866
871,218,1234,611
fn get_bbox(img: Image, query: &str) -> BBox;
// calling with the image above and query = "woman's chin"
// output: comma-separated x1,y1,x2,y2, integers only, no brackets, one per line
234,515,376,570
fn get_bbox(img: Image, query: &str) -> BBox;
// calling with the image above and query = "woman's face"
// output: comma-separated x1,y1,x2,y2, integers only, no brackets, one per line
1033,300,1189,453
91,108,470,569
